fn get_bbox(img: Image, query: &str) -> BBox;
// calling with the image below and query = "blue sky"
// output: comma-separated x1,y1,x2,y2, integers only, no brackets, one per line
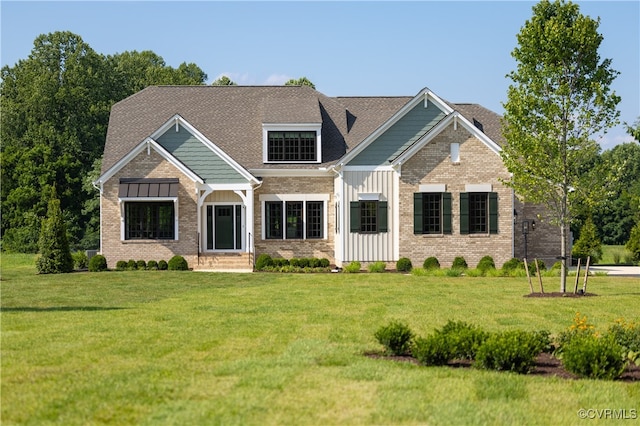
1,1,638,150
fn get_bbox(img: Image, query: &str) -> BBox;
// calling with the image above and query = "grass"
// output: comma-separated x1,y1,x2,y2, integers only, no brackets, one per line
2,253,639,425
600,244,636,265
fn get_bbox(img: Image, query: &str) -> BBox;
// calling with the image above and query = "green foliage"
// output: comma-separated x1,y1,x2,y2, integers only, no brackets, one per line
413,334,451,366
255,254,273,270
626,223,640,262
127,259,137,270
367,261,386,273
502,258,524,272
319,258,330,268
115,260,128,271
475,330,549,374
343,261,361,273
136,260,147,270
36,193,73,274
168,255,189,271
423,256,440,270
572,216,602,262
158,260,168,271
283,76,315,89
439,320,490,360
607,319,640,366
72,251,89,270
88,254,108,272
451,256,468,270
211,75,237,86
476,256,496,273
147,260,158,270
561,334,626,380
374,321,414,356
396,257,413,272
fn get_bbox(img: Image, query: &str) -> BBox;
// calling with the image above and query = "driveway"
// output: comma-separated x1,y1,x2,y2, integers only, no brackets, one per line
588,265,640,277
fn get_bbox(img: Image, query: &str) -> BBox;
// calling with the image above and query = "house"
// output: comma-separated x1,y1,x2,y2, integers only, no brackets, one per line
95,85,559,271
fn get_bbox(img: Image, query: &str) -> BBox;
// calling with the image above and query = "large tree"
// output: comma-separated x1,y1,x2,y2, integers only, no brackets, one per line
501,0,620,292
1,32,208,252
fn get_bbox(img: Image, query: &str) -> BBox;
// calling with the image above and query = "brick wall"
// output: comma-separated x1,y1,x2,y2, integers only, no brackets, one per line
100,149,199,268
398,127,514,268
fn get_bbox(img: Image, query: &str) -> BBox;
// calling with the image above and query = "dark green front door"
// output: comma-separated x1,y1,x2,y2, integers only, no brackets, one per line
206,205,242,251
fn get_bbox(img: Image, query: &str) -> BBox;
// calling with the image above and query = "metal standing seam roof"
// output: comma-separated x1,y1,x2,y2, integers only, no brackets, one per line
101,85,504,176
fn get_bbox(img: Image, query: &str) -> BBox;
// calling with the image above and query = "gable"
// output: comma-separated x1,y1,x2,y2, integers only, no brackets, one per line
346,101,446,166
156,124,248,184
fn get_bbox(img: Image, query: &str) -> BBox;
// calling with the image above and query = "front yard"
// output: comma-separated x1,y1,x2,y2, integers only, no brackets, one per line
1,254,638,425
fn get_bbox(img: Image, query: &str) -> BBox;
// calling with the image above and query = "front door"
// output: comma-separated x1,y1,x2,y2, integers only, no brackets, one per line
205,204,242,251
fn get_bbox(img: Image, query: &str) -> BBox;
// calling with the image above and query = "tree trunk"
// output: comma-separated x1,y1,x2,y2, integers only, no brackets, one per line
560,223,567,293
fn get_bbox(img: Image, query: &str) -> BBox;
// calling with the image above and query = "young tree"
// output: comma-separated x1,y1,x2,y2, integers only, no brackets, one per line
36,188,74,274
571,216,602,263
211,75,237,86
501,0,620,292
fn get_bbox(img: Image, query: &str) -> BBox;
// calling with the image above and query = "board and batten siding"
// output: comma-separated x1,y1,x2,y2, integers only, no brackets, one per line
340,169,398,263
156,124,247,184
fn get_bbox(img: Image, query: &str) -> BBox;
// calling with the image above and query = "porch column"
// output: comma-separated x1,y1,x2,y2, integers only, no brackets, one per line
245,187,254,253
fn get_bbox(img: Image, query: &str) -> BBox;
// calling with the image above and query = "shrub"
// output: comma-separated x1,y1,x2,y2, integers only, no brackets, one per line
423,256,440,270
608,318,640,366
561,334,626,380
319,258,330,268
88,254,108,272
572,216,603,263
72,251,89,270
255,253,273,270
147,260,158,270
343,261,361,273
158,260,168,270
413,334,451,366
476,255,496,273
451,256,468,270
368,261,386,273
115,260,128,271
127,259,137,270
627,223,640,262
36,193,73,274
272,258,290,268
168,255,189,271
136,260,147,270
396,257,413,272
475,330,548,374
374,321,414,356
502,258,524,272
439,320,489,360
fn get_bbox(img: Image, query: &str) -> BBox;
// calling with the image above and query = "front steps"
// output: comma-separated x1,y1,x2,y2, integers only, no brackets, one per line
193,252,254,272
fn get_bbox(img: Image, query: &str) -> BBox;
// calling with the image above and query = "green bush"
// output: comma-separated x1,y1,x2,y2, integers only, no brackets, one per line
255,253,273,270
168,255,189,271
374,321,414,356
423,256,440,270
502,258,524,272
319,258,331,268
607,319,640,366
475,330,549,374
72,251,89,270
343,261,361,273
368,261,386,273
396,257,413,272
413,334,451,366
88,254,108,272
627,223,640,262
439,320,489,360
572,216,603,263
451,256,468,270
158,260,168,270
136,260,147,270
561,334,626,380
36,194,74,274
127,259,137,270
147,260,158,270
272,258,290,268
476,255,496,273
115,260,128,271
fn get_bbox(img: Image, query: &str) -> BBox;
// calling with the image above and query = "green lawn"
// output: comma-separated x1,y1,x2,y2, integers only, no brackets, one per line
2,254,639,425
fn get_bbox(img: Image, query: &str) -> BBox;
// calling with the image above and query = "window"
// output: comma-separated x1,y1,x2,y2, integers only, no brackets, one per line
460,192,498,234
267,131,317,162
125,202,175,240
265,200,325,240
350,201,388,233
414,192,452,234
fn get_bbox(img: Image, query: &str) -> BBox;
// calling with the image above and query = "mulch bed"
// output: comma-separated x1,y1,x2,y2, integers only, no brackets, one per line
365,352,640,382
525,292,597,298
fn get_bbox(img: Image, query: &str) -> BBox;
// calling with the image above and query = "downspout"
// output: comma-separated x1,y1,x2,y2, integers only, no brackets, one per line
92,180,103,254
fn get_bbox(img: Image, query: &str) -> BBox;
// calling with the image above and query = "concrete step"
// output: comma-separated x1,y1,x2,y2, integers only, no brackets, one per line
193,253,254,272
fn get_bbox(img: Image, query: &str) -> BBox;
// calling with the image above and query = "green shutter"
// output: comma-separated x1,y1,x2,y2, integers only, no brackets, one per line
460,192,469,234
489,192,498,234
350,201,360,233
378,201,388,233
413,193,424,234
443,192,452,234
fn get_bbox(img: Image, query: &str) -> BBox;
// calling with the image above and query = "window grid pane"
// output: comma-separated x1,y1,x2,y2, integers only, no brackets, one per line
306,201,323,239
265,201,283,239
424,193,442,234
286,201,303,239
360,201,378,233
267,131,317,161
125,202,174,240
469,193,488,233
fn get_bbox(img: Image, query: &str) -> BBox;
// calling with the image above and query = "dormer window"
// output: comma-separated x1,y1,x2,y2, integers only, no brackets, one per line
263,124,322,163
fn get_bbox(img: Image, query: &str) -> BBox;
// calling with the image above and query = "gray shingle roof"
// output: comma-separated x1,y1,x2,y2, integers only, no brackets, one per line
102,85,503,175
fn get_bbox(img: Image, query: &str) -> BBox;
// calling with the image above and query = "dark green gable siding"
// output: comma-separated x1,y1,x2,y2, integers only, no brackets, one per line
156,125,247,184
347,102,446,166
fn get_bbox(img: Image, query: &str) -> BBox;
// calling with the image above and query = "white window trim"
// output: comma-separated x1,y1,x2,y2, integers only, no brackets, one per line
419,184,446,193
262,123,322,164
259,194,329,240
465,184,492,192
119,197,179,241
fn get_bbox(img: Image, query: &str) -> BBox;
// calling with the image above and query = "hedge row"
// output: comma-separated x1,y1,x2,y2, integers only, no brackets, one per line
87,255,189,272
